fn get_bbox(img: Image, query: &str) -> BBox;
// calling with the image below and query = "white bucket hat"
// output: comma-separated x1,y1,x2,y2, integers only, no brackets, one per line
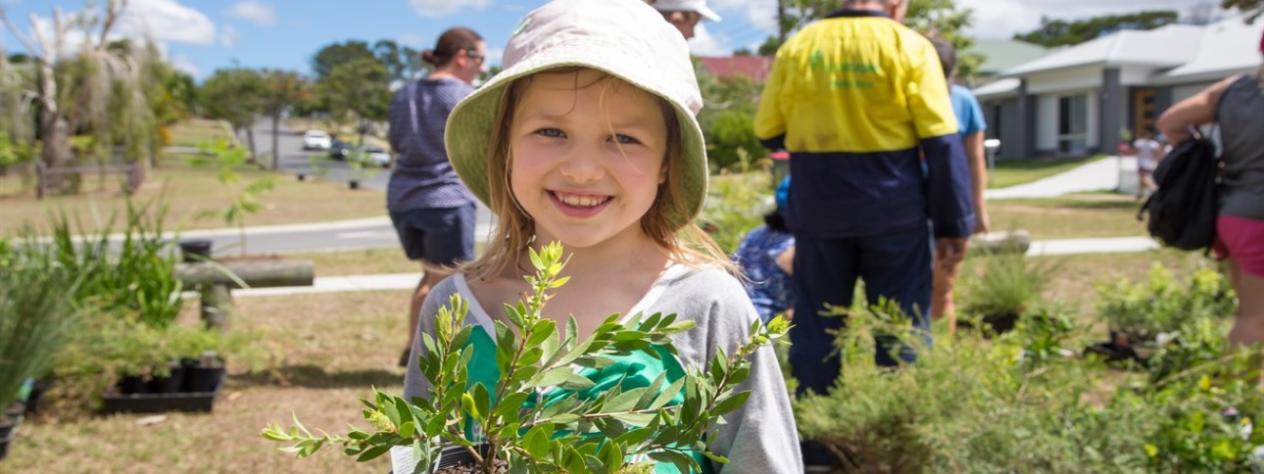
445,0,709,224
652,0,722,22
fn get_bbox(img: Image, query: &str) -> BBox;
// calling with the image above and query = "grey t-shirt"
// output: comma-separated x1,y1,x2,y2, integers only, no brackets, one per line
403,265,804,473
386,77,476,213
1217,74,1264,220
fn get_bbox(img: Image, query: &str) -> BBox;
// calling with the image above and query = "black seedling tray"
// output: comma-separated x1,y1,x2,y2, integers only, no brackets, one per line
101,371,224,414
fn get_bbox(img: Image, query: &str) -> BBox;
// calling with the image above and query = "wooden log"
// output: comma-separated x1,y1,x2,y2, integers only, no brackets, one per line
175,259,314,289
200,284,233,329
969,230,1032,254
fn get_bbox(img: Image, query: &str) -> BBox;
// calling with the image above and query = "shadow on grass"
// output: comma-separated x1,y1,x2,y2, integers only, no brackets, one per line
233,364,402,389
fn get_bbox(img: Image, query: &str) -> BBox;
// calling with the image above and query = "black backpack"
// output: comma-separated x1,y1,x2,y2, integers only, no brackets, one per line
1136,129,1220,251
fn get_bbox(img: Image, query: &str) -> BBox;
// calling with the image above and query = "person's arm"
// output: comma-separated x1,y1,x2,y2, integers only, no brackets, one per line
963,131,989,234
907,41,974,242
387,87,408,154
1157,75,1240,145
754,48,790,151
774,246,794,276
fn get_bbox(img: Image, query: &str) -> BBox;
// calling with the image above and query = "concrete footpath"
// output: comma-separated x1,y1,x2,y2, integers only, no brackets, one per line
231,236,1162,298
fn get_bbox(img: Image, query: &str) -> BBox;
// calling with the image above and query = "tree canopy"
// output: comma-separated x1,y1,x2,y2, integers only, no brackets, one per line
1013,10,1180,48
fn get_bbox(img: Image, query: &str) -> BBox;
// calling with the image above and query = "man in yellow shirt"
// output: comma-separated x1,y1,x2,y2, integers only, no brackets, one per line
755,0,974,394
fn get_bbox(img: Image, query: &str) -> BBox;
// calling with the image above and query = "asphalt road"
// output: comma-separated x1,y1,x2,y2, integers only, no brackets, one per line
185,118,493,256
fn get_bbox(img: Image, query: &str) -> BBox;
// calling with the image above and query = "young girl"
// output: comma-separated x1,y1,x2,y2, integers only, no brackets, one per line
402,0,802,472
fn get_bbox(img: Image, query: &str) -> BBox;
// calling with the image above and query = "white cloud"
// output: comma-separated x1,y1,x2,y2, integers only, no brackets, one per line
116,0,216,45
408,0,491,18
709,0,777,32
220,24,238,47
226,1,276,26
169,54,199,77
689,24,731,56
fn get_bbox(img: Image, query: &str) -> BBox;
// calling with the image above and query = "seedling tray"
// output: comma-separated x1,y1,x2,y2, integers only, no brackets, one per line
101,371,224,414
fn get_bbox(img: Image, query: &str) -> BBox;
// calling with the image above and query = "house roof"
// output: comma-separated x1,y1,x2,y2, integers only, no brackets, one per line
972,38,1048,76
697,56,774,83
1001,23,1205,76
972,78,1021,100
1157,16,1264,84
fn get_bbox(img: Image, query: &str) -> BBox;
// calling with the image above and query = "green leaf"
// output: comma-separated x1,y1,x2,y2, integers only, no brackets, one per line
648,450,696,474
604,387,649,413
711,391,752,416
651,378,687,410
611,412,656,427
398,421,416,438
524,424,554,458
356,443,391,462
472,383,491,424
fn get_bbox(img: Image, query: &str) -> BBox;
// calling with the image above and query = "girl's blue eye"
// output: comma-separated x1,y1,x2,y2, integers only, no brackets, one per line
613,134,641,145
535,128,565,138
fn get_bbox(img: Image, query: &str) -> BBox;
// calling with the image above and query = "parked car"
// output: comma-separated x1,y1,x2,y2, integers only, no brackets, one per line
303,130,331,150
328,139,352,160
363,147,392,168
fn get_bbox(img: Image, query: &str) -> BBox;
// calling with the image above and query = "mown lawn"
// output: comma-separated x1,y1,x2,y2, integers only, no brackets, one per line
0,161,386,235
989,155,1108,189
987,192,1146,239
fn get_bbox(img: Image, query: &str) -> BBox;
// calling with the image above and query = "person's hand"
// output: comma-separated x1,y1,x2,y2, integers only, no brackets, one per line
935,238,968,270
974,211,991,235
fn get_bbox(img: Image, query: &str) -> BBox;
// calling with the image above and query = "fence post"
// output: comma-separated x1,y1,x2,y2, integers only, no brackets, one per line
35,160,45,200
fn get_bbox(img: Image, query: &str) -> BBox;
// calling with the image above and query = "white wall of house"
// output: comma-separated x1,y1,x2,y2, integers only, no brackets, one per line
1172,81,1216,103
1120,66,1159,86
1026,66,1103,95
1037,95,1058,150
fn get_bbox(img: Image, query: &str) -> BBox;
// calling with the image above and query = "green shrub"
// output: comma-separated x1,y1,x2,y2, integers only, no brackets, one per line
0,235,83,410
961,252,1054,331
703,109,765,173
1096,263,1236,342
796,303,1156,473
48,198,184,328
701,172,770,255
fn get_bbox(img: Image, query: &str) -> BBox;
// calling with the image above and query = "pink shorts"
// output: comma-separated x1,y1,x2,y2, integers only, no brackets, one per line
1215,215,1264,278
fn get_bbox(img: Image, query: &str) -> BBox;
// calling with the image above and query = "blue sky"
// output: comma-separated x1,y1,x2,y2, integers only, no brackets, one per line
0,0,1216,80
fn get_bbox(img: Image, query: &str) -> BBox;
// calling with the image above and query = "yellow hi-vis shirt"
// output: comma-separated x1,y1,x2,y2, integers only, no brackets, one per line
754,10,974,239
755,14,958,152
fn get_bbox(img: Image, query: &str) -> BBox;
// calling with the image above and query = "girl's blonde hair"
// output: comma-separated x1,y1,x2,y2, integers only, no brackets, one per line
463,69,734,281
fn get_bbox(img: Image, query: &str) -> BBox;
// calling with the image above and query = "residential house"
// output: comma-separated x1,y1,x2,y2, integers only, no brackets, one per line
975,16,1264,160
971,38,1049,82
696,55,774,83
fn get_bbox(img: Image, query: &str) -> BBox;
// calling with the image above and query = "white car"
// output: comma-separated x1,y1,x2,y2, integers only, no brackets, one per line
302,130,331,150
363,147,392,168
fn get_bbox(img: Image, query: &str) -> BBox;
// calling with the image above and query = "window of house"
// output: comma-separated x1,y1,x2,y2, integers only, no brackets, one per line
1057,94,1088,154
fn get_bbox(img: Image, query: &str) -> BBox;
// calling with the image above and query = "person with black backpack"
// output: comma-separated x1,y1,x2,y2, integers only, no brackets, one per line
1156,30,1264,346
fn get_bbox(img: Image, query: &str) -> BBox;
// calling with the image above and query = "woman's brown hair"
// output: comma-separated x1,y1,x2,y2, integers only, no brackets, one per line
421,27,482,68
462,68,734,281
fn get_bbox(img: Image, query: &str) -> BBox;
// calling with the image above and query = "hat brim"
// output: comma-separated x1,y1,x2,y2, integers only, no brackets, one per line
445,46,708,227
694,5,721,22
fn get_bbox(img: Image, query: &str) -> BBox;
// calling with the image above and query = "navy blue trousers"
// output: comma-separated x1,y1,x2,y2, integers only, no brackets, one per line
789,224,934,396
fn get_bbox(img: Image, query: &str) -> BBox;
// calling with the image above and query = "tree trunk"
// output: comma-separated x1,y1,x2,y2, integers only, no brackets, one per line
270,113,281,171
39,114,74,194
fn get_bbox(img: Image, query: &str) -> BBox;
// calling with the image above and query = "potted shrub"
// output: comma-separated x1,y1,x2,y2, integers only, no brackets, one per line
1092,263,1235,365
961,252,1053,334
263,243,788,473
0,236,82,460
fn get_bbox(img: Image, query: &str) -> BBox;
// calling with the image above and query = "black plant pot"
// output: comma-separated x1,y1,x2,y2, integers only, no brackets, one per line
149,366,186,394
118,375,149,395
348,180,360,190
183,366,226,393
1,408,21,461
982,312,1020,334
429,444,489,473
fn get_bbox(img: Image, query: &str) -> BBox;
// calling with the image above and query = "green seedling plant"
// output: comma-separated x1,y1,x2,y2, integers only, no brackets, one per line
191,139,276,256
263,242,789,473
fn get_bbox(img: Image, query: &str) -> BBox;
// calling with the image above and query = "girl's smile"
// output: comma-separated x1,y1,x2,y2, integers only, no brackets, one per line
508,69,669,250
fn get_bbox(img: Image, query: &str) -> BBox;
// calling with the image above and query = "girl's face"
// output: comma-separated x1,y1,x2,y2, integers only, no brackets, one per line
508,69,669,251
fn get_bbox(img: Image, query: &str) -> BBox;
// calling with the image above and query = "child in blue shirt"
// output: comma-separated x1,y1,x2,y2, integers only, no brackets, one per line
734,177,795,322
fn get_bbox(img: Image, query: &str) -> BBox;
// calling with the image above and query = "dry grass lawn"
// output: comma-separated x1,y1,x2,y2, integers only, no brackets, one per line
0,163,386,236
988,192,1146,239
2,290,412,473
